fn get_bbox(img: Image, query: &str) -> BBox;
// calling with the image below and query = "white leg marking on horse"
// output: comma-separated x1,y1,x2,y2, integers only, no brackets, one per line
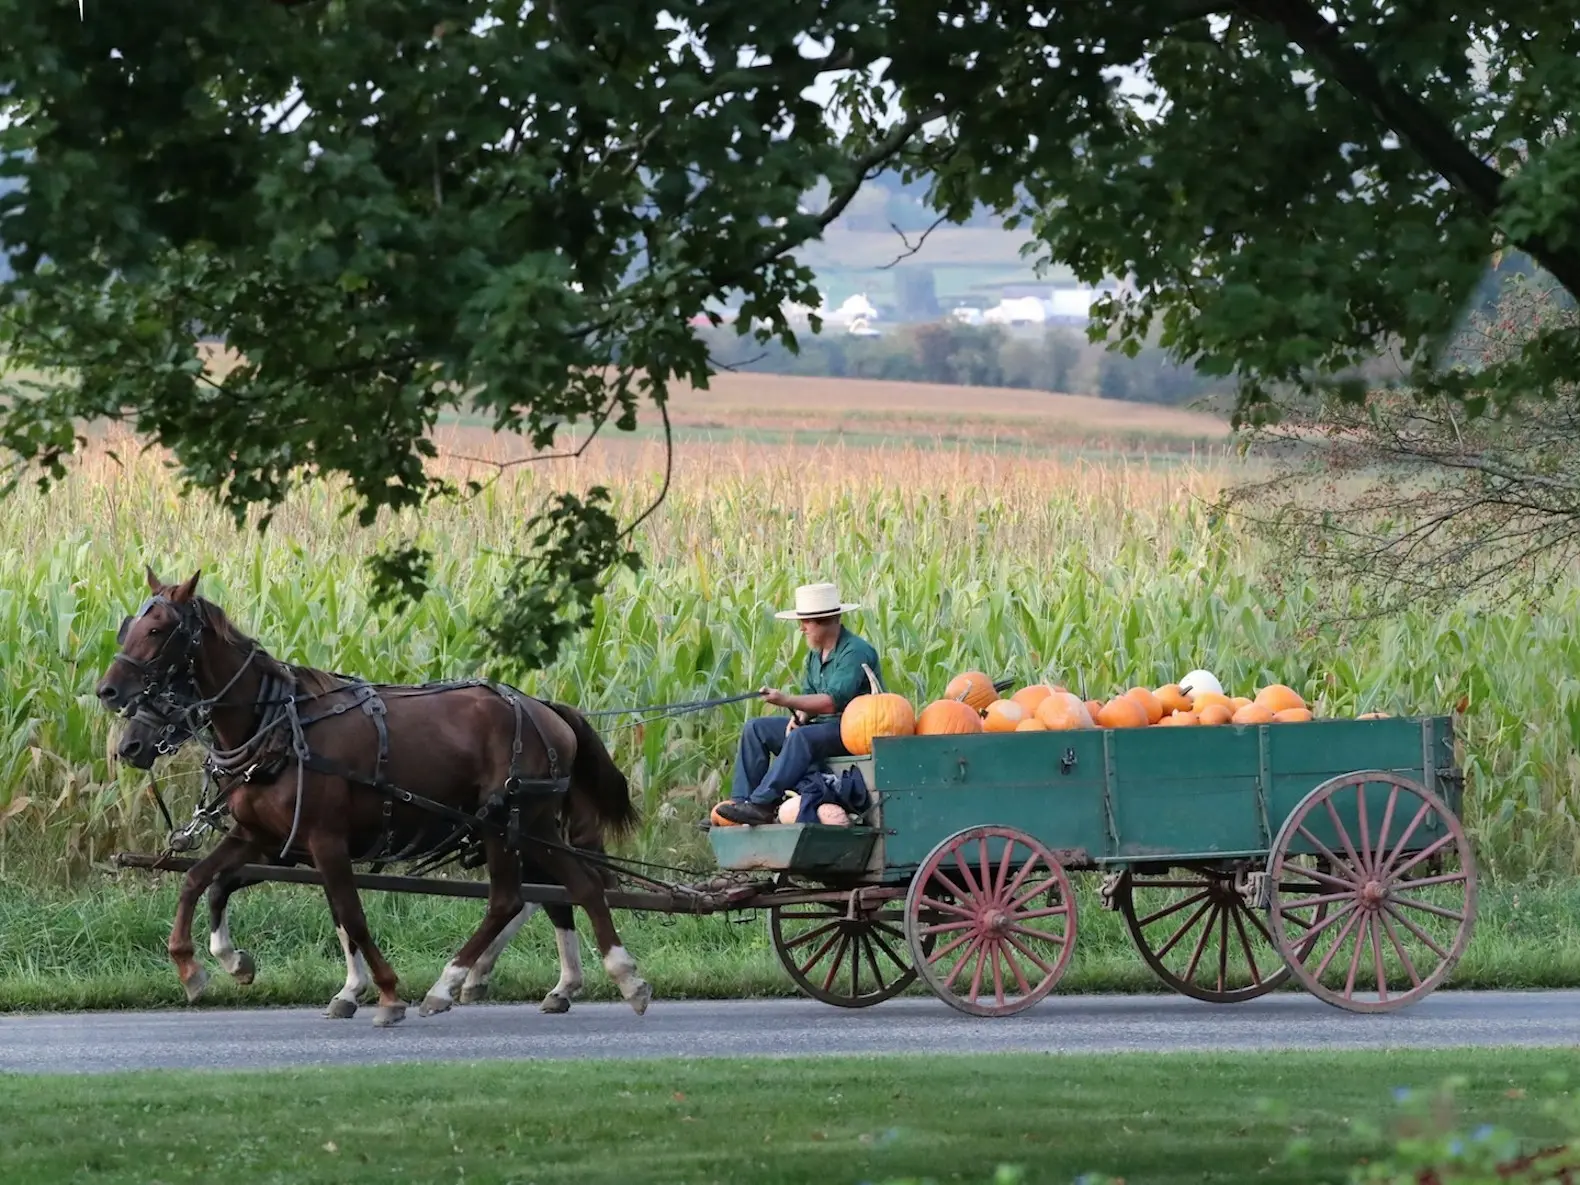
603,944,652,1014
208,911,243,976
420,960,469,1016
551,926,584,999
463,903,539,995
334,925,370,1005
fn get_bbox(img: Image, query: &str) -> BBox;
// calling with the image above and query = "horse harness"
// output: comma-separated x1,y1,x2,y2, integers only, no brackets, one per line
113,594,572,864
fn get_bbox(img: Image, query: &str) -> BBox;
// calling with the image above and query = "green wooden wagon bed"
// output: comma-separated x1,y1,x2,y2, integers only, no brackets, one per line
708,714,1475,1017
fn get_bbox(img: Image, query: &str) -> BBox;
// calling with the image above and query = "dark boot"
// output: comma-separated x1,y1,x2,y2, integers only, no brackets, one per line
713,799,779,826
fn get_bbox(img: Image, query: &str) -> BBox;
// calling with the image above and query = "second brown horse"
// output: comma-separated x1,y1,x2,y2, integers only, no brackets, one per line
95,567,650,1026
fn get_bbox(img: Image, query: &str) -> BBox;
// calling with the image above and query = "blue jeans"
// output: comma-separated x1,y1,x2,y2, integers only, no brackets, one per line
730,716,850,806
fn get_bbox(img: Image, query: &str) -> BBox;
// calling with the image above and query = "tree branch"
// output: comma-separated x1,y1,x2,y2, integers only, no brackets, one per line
1235,0,1580,294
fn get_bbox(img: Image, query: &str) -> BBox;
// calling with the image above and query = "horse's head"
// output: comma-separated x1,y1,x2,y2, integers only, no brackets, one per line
112,667,204,769
96,566,208,733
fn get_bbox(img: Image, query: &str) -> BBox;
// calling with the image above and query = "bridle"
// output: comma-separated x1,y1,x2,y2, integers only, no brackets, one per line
111,595,260,732
110,594,266,852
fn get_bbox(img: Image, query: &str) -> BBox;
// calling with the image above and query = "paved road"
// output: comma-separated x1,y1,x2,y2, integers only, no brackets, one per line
2,990,1577,1074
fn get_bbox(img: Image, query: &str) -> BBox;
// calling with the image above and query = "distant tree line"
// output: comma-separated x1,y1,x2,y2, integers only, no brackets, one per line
696,318,1238,408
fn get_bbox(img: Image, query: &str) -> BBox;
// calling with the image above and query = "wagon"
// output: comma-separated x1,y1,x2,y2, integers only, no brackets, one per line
114,712,1474,1020
707,713,1476,1016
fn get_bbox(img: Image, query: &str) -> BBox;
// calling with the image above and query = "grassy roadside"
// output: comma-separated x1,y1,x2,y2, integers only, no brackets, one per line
4,873,1578,1012
5,1048,1579,1185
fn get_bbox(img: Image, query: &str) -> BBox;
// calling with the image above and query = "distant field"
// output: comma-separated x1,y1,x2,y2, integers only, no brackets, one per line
797,225,1078,307
441,373,1232,456
798,225,1052,271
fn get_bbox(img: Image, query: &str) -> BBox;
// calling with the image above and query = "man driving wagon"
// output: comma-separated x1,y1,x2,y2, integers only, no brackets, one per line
711,581,881,826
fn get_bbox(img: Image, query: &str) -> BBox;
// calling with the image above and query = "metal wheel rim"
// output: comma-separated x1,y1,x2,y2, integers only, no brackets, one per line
1268,771,1478,1014
903,824,1077,1018
1115,865,1327,1005
769,901,923,1008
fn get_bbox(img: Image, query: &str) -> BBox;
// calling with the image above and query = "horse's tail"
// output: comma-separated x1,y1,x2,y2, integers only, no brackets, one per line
548,701,640,843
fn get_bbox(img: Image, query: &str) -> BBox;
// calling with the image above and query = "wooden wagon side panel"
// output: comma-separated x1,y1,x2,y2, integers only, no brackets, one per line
872,732,1111,878
1263,717,1460,861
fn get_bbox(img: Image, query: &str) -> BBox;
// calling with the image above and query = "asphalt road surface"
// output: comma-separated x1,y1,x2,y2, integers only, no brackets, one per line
2,990,1577,1074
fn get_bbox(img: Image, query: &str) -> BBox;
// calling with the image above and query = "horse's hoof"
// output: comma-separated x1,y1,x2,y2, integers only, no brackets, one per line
624,981,653,1017
418,994,452,1018
232,950,256,986
324,997,358,1020
539,992,571,1015
181,967,209,1003
373,1003,407,1028
460,982,489,1005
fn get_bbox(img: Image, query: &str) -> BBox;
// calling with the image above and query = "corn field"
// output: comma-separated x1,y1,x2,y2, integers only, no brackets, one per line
0,426,1575,885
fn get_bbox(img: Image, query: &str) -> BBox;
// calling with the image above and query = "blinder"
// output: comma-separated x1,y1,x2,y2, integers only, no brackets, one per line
109,594,208,717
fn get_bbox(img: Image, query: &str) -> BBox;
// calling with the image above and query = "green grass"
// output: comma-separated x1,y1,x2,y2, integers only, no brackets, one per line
2,873,1577,1012
5,1049,1578,1185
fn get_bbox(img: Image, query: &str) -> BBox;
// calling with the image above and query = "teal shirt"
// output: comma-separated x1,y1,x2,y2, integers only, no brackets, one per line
803,627,882,723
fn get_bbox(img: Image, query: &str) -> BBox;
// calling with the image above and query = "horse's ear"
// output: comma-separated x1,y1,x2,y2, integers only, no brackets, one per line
171,569,202,604
144,565,164,593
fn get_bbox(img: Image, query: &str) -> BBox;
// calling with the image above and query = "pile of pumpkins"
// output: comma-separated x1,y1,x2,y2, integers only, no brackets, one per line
839,665,1364,757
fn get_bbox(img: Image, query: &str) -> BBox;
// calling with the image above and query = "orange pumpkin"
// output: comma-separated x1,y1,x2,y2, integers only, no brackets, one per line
1097,696,1149,729
1158,710,1199,726
1125,686,1165,725
839,664,916,755
1011,684,1056,715
1191,690,1233,714
1232,702,1276,725
1156,684,1193,715
710,802,741,827
1255,684,1307,713
1229,696,1252,711
983,700,1026,732
946,670,999,713
916,698,984,735
1085,699,1104,720
1036,691,1095,731
1197,703,1233,726
1016,719,1047,731
1274,707,1313,722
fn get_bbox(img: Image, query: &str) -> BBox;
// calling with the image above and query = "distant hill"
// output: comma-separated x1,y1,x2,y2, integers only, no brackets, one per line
796,169,1074,317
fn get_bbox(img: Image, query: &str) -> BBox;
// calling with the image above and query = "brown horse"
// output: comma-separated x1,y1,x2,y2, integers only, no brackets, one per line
96,566,651,1026
112,669,620,1018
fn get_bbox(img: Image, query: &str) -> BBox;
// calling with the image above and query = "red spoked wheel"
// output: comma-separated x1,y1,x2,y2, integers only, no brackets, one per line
903,825,1077,1017
1268,771,1478,1013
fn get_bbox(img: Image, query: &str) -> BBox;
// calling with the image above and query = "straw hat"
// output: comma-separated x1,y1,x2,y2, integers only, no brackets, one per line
773,582,861,620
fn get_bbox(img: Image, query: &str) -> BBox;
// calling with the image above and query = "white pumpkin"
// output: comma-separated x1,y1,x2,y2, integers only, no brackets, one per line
1178,669,1224,698
816,803,852,826
777,794,801,825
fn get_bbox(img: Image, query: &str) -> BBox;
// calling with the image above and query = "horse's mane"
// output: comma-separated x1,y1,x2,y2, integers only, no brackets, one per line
197,596,354,698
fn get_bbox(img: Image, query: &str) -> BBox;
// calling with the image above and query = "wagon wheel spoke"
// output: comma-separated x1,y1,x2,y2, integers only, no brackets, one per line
1269,772,1476,1014
1154,897,1215,960
1133,889,1211,928
998,939,1034,995
820,933,853,993
917,895,976,922
780,919,843,951
905,827,1077,1017
1229,902,1266,985
1181,903,1220,985
799,928,846,979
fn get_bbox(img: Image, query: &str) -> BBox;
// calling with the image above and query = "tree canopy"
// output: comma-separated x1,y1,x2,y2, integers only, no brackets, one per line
2,0,1576,671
